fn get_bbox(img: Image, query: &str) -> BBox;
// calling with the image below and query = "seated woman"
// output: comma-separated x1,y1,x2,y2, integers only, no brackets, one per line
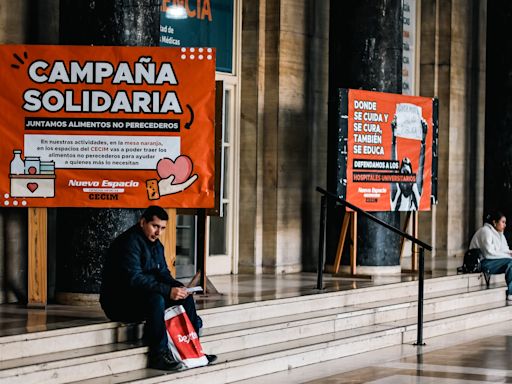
469,210,512,301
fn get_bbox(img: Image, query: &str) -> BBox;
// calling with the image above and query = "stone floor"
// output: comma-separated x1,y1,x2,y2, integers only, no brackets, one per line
212,254,512,384
6,252,506,384
348,334,512,383
0,253,464,338
237,319,512,384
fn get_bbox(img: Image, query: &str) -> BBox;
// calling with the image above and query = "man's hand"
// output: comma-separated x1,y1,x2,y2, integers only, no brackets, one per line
421,118,428,144
390,115,398,146
170,287,189,301
391,116,397,134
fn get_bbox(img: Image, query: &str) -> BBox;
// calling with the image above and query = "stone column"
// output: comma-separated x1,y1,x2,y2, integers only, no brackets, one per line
4,210,27,303
485,0,512,231
238,0,264,274
0,0,59,303
419,0,486,261
328,0,403,273
239,0,329,274
60,0,160,46
0,0,27,304
55,0,159,304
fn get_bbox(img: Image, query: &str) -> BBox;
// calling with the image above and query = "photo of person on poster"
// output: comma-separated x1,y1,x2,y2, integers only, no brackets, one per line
390,104,428,211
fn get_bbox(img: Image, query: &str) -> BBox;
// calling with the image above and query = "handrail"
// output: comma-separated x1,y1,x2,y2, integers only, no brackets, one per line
315,186,431,346
316,187,432,251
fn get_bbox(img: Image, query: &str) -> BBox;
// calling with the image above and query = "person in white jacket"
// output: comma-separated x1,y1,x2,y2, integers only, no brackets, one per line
469,210,512,300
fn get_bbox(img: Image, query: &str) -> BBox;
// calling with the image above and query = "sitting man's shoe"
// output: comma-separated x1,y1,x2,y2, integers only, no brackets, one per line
507,294,512,302
149,351,183,371
482,270,491,287
205,354,218,364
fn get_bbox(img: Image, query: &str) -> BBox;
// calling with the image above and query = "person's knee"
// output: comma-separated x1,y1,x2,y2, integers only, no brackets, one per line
183,294,194,305
503,261,512,282
182,296,202,330
147,292,166,312
101,298,144,322
181,295,197,311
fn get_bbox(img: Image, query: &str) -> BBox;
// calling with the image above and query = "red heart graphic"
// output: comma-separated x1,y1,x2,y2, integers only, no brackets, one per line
156,156,193,185
27,183,38,192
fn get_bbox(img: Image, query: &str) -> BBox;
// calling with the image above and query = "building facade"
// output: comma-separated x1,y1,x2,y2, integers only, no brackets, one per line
0,0,496,303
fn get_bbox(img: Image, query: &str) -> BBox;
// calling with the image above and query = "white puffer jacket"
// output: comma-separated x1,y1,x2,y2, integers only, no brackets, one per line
469,223,512,260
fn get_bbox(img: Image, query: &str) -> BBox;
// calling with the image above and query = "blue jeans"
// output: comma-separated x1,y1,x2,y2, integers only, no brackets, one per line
102,292,202,356
481,258,512,294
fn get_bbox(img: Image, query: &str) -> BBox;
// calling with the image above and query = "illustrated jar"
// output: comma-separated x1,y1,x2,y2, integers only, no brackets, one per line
24,157,41,175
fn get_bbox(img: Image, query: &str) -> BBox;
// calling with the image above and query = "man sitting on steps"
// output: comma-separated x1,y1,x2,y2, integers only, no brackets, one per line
100,205,217,371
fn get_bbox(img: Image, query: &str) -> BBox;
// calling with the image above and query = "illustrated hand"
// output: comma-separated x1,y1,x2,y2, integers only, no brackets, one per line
170,287,189,301
158,174,198,196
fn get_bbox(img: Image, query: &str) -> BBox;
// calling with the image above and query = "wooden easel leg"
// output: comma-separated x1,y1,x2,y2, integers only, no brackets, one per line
188,271,219,295
350,212,357,275
401,211,430,274
190,209,220,295
332,213,350,275
162,209,177,277
412,211,419,271
399,211,412,263
332,211,371,279
28,208,47,307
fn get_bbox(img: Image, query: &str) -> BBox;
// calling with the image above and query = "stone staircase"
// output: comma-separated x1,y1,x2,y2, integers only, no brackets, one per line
1,273,510,384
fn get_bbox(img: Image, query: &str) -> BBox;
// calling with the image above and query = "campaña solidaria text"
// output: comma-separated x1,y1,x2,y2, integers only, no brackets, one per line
23,57,183,114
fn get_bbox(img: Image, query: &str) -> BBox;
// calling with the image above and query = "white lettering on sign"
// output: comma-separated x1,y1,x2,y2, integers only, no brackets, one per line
27,58,178,85
23,57,183,114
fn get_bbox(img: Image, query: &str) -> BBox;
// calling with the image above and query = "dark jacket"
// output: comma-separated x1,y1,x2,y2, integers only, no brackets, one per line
100,224,183,313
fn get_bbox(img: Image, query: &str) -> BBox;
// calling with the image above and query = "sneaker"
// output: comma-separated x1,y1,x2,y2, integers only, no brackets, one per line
205,354,218,364
149,351,183,371
507,295,512,302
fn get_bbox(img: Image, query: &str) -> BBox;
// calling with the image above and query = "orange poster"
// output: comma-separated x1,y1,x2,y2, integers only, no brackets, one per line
0,45,215,208
344,89,434,211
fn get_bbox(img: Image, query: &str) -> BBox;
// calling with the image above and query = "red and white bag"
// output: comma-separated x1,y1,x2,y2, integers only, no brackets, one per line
164,305,208,368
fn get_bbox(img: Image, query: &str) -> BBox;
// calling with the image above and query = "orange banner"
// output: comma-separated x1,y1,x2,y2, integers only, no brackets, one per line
0,45,215,208
346,89,434,211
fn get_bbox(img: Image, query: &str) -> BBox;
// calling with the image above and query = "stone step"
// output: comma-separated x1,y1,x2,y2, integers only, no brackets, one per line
0,341,147,384
0,274,497,362
0,327,402,384
200,273,487,328
0,321,143,361
71,303,512,384
230,317,512,384
402,302,512,342
1,279,508,384
202,286,506,355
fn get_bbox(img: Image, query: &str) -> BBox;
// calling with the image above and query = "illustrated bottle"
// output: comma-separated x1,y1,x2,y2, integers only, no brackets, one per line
10,150,25,175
